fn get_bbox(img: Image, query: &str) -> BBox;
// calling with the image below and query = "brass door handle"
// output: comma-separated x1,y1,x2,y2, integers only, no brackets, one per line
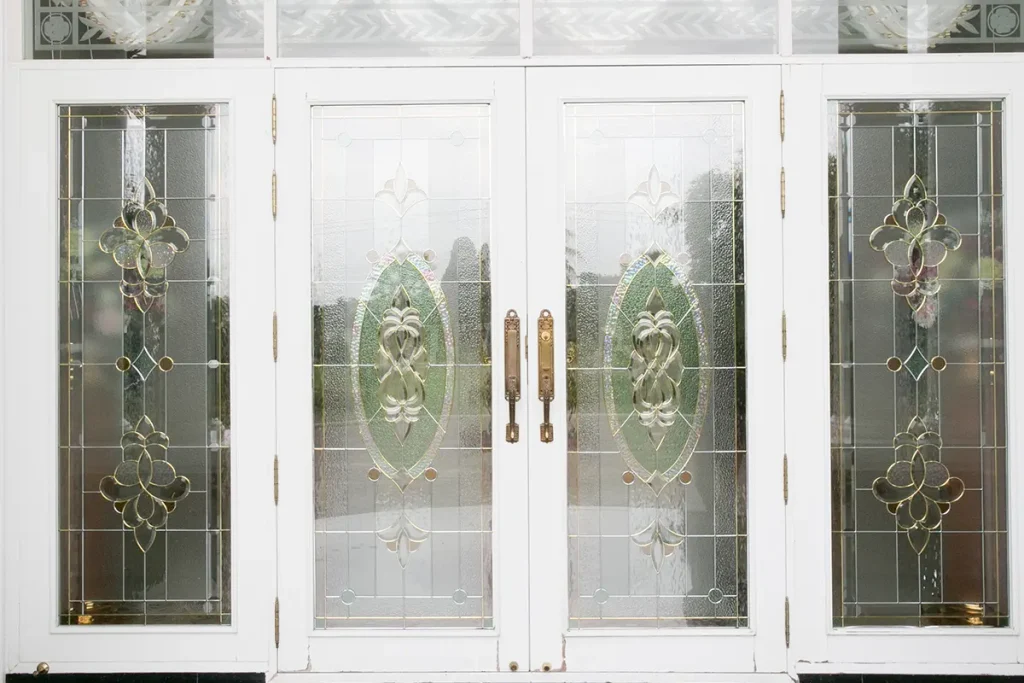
537,309,554,443
504,310,521,443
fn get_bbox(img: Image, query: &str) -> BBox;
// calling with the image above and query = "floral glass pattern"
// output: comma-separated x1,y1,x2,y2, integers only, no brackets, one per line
830,100,1007,627
59,104,230,626
311,104,493,628
566,102,746,628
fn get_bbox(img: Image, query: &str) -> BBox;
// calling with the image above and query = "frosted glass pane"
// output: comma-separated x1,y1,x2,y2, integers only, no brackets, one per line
279,1,519,56
534,0,776,55
58,104,231,625
794,1,1024,53
829,100,1008,627
566,102,747,629
31,1,263,59
311,105,493,629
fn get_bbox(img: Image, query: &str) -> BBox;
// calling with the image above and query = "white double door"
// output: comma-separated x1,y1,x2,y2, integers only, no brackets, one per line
273,64,786,675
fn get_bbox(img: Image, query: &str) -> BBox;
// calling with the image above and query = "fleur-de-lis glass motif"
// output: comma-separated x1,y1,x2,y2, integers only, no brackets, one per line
869,175,962,312
872,416,965,554
377,513,429,569
628,165,681,219
631,518,684,571
375,163,427,217
99,415,191,553
377,285,429,443
630,288,684,450
99,178,190,311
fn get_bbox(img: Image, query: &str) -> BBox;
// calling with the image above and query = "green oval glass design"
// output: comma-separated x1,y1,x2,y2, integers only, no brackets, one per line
351,253,454,487
603,247,710,492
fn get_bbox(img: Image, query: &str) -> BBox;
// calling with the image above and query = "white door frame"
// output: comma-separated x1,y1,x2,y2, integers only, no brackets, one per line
525,65,787,674
785,61,1024,675
4,63,276,673
273,66,529,673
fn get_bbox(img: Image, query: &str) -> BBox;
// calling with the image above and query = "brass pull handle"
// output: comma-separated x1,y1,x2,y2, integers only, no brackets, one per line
504,310,521,443
537,309,554,443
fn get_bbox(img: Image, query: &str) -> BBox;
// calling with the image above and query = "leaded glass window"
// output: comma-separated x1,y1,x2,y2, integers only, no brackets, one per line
566,102,747,628
59,104,231,625
830,99,1007,627
311,104,493,628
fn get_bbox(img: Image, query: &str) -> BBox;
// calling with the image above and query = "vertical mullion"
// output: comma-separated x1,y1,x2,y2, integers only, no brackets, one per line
264,0,280,59
519,0,533,58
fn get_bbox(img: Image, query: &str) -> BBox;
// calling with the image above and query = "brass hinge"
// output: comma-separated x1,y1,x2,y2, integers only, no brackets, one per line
273,454,279,505
778,166,786,218
781,311,787,361
784,597,790,648
778,89,786,141
783,453,789,504
272,311,278,362
272,598,280,651
271,95,277,144
272,171,278,220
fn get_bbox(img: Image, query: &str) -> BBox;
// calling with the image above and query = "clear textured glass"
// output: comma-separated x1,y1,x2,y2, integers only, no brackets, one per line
311,105,493,629
534,0,776,55
279,0,518,56
829,100,1007,627
793,1,1024,53
31,1,263,59
565,102,747,628
59,104,231,625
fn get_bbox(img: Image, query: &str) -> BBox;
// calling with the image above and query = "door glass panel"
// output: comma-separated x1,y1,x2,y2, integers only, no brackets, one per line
830,100,1007,627
534,0,776,54
31,1,264,59
59,104,231,625
793,1,1024,53
566,102,747,628
278,1,518,56
311,105,493,628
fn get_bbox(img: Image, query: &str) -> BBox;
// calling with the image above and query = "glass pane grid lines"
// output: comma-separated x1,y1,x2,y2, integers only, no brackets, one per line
829,99,1007,628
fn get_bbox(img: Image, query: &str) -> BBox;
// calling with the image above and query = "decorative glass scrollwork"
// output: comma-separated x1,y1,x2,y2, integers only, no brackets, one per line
352,165,454,567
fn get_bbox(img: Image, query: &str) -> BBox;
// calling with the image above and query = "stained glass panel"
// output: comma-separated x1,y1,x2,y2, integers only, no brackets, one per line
30,1,264,59
829,100,1008,627
566,102,747,628
793,1,1024,53
311,104,493,628
59,104,231,625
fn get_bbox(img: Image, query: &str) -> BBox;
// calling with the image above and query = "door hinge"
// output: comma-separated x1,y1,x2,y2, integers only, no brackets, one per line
781,311,787,361
271,94,277,144
783,453,789,504
272,593,280,651
779,89,785,141
778,166,786,218
784,596,790,648
272,171,278,220
274,454,279,505
272,311,278,362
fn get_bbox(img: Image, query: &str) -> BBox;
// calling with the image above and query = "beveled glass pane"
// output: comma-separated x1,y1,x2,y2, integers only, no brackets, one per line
311,105,493,629
534,0,776,55
278,1,518,56
58,104,231,626
830,100,1007,627
31,1,263,59
566,102,747,629
794,1,1024,53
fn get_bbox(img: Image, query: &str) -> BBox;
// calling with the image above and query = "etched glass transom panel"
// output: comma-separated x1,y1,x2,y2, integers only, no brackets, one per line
59,104,231,625
30,1,264,59
830,100,1007,627
278,0,518,56
566,102,747,628
312,104,493,628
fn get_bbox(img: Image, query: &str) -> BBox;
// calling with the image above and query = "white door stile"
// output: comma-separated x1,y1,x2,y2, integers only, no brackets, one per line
785,61,1024,671
274,66,529,673
525,65,787,674
7,64,275,673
